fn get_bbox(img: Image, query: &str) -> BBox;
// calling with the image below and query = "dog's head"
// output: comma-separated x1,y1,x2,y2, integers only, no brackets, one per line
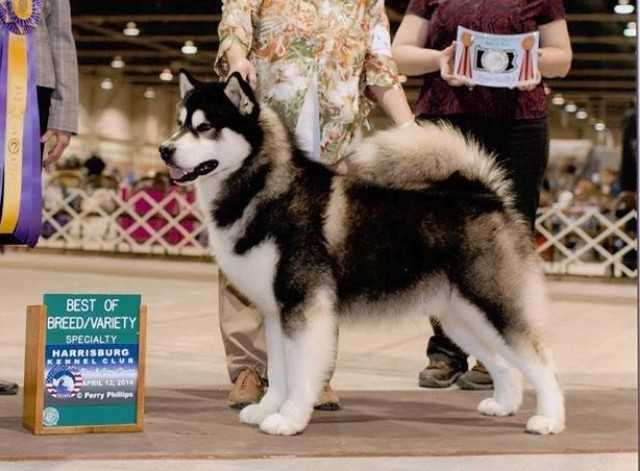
159,70,260,185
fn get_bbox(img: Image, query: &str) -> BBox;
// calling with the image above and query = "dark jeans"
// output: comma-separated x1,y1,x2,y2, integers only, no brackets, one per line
421,115,550,370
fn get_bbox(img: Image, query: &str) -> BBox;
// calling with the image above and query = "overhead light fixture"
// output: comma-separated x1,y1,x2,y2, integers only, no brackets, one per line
564,102,577,113
576,109,588,120
144,87,156,99
615,0,635,14
159,68,173,81
123,22,140,37
551,94,565,106
110,55,125,69
100,78,114,91
181,40,198,55
624,21,637,37
594,122,606,132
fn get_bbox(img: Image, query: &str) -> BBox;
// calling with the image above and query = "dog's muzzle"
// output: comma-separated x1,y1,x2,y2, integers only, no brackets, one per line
168,160,219,184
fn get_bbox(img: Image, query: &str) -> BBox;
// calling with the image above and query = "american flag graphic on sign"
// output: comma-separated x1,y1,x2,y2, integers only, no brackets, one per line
45,366,83,399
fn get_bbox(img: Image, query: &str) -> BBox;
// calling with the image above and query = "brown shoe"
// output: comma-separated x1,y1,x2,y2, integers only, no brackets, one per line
418,356,466,389
456,361,494,390
314,384,341,411
228,368,265,410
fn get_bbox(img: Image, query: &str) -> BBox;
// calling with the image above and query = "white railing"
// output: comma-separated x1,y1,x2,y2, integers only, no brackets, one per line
37,188,637,278
535,206,637,278
40,187,209,257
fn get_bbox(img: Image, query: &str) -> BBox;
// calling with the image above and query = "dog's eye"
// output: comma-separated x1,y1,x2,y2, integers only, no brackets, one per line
196,123,212,132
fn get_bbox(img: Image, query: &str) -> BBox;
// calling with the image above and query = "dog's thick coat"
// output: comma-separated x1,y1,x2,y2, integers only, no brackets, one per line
159,72,565,436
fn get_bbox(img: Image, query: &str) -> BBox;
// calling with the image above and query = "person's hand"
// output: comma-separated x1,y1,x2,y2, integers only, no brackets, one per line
440,42,473,88
41,129,71,166
515,70,542,91
228,57,257,89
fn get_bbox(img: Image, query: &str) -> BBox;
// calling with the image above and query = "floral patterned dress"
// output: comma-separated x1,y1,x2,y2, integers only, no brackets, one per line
215,0,401,164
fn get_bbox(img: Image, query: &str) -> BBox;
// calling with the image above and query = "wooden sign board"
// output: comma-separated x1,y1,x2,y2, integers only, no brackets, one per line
23,294,147,434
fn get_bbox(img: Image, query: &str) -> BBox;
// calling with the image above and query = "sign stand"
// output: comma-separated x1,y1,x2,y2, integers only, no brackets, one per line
22,303,147,434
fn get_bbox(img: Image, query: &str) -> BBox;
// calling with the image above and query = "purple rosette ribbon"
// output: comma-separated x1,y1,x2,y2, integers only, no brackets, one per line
0,0,43,246
0,0,42,34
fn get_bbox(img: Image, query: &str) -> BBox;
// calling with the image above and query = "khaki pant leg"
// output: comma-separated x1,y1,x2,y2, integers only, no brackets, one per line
218,271,268,382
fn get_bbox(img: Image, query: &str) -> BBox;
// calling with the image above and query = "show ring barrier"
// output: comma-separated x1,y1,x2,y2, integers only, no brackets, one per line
37,187,637,279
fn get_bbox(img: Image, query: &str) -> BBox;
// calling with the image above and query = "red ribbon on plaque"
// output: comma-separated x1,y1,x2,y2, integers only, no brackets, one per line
518,35,535,82
456,32,474,79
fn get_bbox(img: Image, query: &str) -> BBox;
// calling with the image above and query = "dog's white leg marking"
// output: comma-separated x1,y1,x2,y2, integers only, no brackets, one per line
239,311,287,425
441,294,523,417
260,288,337,436
505,271,565,435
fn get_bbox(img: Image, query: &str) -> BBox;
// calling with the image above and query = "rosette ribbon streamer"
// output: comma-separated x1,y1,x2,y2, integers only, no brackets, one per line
0,0,42,246
518,35,535,82
456,32,473,80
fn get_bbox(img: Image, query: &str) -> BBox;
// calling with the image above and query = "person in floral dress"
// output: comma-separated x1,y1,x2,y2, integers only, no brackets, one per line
214,0,415,410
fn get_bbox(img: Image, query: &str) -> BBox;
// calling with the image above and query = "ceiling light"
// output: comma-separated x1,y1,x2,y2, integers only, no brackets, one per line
551,94,565,106
624,21,637,37
564,102,577,113
144,87,156,99
615,0,635,14
594,122,606,132
100,78,113,91
159,68,173,81
110,55,125,69
576,109,588,120
181,40,198,55
123,22,140,37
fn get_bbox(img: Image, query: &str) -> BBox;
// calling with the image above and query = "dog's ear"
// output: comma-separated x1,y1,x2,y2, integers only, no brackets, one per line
224,72,257,116
179,69,199,99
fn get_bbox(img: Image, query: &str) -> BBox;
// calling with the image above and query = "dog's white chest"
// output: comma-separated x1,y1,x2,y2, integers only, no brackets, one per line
211,228,280,315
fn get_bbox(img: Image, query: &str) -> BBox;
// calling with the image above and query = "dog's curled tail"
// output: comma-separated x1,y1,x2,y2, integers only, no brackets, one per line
343,121,515,208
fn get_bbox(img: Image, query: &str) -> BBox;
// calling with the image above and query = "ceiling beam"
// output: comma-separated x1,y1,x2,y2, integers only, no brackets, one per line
74,34,219,43
74,20,212,66
77,50,216,59
547,80,636,90
568,68,637,77
572,52,637,61
565,13,635,22
72,14,220,24
571,36,637,45
80,64,214,73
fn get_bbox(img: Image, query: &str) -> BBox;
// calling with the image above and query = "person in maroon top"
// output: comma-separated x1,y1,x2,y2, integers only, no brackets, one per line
392,0,572,390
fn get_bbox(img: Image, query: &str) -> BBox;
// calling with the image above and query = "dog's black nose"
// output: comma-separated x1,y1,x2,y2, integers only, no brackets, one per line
159,143,175,163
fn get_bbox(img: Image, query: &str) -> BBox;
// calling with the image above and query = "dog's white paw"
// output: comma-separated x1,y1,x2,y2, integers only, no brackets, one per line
239,404,275,426
259,413,307,436
478,398,516,417
525,415,565,435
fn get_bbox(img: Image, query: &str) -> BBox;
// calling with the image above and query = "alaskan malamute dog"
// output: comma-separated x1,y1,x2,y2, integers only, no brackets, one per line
159,71,564,436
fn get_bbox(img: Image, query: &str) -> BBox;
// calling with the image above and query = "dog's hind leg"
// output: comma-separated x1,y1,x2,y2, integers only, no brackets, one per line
438,301,523,417
448,269,564,435
498,270,565,435
239,311,288,426
259,287,338,436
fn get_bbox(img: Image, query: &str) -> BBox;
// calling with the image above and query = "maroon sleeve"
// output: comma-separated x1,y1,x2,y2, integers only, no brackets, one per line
537,0,566,25
406,0,438,19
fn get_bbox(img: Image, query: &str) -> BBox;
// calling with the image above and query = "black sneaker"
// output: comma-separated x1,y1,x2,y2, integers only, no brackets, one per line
0,380,18,395
456,362,494,390
418,357,466,388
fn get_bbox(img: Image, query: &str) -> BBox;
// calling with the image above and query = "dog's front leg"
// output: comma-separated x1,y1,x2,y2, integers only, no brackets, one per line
260,288,338,436
239,311,287,425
